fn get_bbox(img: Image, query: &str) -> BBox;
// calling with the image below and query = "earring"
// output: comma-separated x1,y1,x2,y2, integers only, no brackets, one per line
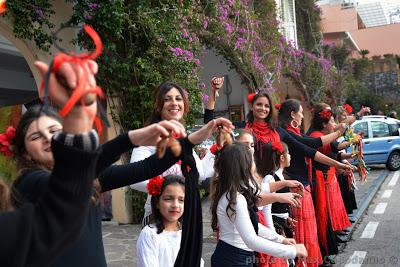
290,120,299,128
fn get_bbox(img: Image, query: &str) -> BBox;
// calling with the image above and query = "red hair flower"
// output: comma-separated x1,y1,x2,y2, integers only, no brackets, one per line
146,176,164,196
0,0,6,14
343,104,353,114
271,141,284,154
247,93,256,103
209,143,222,155
0,126,15,157
275,103,282,110
319,109,332,120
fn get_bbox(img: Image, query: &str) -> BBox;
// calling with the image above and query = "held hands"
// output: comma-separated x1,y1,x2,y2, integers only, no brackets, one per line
294,244,308,259
275,192,302,208
35,60,99,133
286,180,305,197
128,120,186,147
188,118,234,145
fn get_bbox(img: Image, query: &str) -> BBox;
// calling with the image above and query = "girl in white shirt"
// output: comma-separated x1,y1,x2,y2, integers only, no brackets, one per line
136,175,185,267
211,143,307,266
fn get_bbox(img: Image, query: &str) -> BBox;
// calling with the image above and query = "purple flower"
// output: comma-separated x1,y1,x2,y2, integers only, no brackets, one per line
224,22,234,34
235,37,248,51
202,93,209,104
88,3,99,10
194,59,201,66
182,29,189,38
170,47,184,57
320,58,332,71
203,20,208,29
35,9,45,19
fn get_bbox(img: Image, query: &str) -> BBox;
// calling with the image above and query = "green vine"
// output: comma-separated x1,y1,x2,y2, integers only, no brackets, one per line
6,0,55,51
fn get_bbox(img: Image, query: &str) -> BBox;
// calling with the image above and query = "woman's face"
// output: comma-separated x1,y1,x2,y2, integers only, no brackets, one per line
157,184,185,225
252,96,270,121
323,116,336,134
237,133,255,156
291,105,304,126
24,116,62,167
160,88,185,121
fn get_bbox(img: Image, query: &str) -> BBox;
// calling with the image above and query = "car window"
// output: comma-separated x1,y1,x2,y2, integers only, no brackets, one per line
371,121,390,138
353,121,369,139
389,123,399,136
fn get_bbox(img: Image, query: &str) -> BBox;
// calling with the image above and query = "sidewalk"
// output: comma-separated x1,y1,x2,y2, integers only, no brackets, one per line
103,166,388,267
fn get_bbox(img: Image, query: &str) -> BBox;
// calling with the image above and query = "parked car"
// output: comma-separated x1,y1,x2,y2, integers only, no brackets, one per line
351,116,400,170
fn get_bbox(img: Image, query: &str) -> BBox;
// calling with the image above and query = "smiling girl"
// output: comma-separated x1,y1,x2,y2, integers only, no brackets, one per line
136,175,185,267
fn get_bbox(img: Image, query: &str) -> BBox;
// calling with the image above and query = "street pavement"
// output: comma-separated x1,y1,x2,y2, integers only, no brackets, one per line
103,167,389,267
334,169,400,266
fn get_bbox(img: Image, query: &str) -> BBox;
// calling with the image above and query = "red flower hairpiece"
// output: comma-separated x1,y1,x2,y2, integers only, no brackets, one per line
0,0,6,14
343,104,353,114
146,176,164,196
275,103,282,110
271,141,284,154
319,109,332,120
247,93,256,103
209,143,222,155
0,126,15,157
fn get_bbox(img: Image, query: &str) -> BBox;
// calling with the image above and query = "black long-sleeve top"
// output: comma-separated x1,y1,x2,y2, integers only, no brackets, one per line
284,131,324,186
0,136,100,267
14,134,194,267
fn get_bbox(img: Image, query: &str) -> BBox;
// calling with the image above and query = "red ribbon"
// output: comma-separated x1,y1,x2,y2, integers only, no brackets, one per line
40,25,105,133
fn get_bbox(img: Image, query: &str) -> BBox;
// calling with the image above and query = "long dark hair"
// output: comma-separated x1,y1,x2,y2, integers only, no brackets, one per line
146,81,190,124
150,175,185,234
257,142,288,177
246,92,277,128
13,105,62,174
278,99,301,128
0,181,12,211
211,143,260,231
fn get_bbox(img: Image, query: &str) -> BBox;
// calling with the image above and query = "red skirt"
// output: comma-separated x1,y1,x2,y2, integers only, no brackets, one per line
325,168,352,231
257,211,288,267
291,185,323,267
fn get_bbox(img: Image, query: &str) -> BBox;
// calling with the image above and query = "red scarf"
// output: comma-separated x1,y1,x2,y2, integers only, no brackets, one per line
286,124,301,135
245,121,280,145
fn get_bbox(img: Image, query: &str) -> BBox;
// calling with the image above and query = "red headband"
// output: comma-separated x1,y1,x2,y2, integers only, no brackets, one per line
147,176,164,196
271,141,284,154
0,126,15,157
319,109,332,120
343,104,353,114
247,93,256,103
275,103,282,110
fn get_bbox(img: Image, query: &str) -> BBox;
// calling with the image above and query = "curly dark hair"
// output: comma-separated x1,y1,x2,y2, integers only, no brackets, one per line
149,175,185,234
211,142,260,231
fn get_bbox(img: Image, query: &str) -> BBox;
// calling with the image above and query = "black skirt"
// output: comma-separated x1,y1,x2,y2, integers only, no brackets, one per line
211,240,256,267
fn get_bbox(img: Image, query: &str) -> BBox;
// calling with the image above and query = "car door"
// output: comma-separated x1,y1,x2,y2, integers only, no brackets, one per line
352,121,375,163
366,120,393,163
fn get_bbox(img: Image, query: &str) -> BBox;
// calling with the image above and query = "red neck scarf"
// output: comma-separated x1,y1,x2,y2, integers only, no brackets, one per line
245,121,280,144
286,124,301,136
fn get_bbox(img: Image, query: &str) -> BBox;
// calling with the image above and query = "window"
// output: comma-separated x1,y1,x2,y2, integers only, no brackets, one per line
353,122,369,139
371,121,390,138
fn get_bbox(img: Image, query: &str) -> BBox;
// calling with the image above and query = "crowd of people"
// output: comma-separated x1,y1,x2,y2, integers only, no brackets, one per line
0,55,370,267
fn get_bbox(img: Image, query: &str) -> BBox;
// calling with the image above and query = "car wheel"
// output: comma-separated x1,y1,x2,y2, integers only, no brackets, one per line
386,151,400,171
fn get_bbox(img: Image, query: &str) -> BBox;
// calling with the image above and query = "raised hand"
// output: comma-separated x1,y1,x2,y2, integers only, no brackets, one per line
211,76,224,98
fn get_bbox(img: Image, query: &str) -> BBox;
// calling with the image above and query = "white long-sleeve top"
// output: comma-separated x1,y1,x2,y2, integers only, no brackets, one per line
264,168,290,221
130,145,210,218
136,225,181,267
217,192,297,259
